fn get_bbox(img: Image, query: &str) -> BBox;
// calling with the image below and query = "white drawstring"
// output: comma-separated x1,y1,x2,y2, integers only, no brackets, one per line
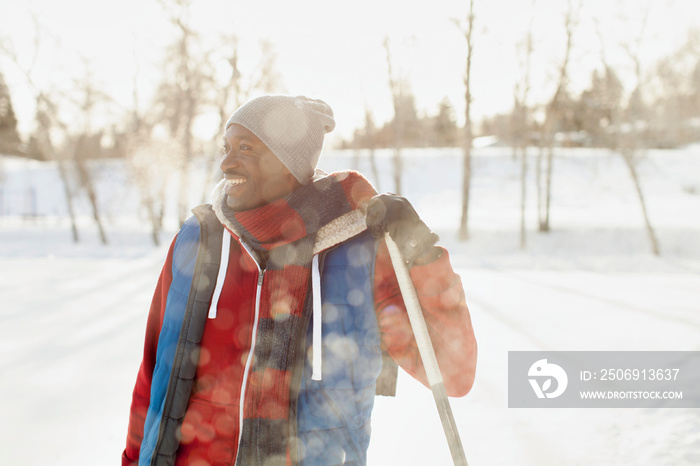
208,230,231,319
311,254,323,381
208,231,322,378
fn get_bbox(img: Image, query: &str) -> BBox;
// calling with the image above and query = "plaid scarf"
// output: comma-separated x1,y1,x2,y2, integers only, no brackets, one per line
221,171,376,465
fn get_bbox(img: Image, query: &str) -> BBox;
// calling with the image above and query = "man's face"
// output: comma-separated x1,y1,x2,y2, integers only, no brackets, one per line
220,124,302,211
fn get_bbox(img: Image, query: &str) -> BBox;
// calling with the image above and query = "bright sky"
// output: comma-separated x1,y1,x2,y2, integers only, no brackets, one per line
1,0,699,145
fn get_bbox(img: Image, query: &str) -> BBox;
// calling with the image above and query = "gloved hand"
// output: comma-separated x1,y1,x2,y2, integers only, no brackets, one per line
366,193,440,265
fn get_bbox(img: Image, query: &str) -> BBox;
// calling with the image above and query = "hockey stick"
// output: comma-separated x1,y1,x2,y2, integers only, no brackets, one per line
384,234,469,466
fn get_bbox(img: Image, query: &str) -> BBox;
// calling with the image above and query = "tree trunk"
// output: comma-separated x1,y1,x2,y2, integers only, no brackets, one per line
42,136,80,242
57,157,80,243
83,169,108,245
458,143,471,240
147,198,162,247
177,162,189,226
535,143,544,231
391,96,403,196
369,147,380,192
542,145,554,231
519,145,527,248
383,37,403,196
178,108,194,226
622,150,660,255
75,148,107,245
393,147,402,195
458,0,475,241
536,1,578,233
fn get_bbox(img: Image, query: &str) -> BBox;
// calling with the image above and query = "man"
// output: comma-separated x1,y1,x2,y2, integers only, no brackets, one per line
123,95,477,466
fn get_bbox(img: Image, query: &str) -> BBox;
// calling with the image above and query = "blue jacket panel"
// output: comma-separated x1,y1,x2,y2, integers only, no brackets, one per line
297,231,382,465
140,216,201,465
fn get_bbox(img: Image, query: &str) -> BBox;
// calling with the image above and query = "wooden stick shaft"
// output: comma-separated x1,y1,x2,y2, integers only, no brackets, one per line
384,235,469,466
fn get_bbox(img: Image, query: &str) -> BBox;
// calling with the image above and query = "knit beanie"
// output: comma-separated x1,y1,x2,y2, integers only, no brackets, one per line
226,95,336,185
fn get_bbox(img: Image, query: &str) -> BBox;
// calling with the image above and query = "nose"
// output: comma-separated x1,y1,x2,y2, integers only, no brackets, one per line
219,148,241,173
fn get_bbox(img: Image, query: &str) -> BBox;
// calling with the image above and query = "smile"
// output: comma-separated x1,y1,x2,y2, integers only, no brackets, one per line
225,177,247,187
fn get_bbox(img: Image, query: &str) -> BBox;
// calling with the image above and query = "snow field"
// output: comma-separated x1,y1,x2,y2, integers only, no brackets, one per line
1,146,699,465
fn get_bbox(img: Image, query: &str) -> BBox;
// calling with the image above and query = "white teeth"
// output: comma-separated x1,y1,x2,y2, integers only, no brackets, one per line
225,178,246,187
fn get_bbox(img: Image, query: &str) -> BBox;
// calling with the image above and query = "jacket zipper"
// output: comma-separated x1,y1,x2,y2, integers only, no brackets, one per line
235,242,263,464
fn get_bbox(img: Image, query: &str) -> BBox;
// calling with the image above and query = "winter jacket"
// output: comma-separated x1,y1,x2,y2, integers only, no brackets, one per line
123,205,476,466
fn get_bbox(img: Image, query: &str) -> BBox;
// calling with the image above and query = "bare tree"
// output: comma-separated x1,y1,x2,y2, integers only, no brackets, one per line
350,104,382,190
454,0,475,240
536,0,580,232
648,30,700,147
383,36,405,195
35,97,81,241
244,40,283,97
596,5,660,255
200,34,242,203
363,105,381,190
0,67,22,156
0,27,81,241
513,25,534,248
125,132,177,246
69,58,109,244
155,0,211,226
120,41,171,246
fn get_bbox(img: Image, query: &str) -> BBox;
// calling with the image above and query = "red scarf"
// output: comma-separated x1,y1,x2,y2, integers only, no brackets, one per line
221,171,376,465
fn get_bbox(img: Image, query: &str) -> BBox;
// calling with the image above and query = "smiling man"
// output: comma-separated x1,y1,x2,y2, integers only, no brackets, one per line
123,95,477,466
220,123,302,212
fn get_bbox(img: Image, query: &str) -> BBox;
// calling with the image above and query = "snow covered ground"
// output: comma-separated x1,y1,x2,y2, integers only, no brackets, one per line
1,146,699,465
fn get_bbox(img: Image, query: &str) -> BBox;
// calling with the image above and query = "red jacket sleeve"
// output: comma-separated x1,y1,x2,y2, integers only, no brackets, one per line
374,241,477,397
122,237,177,466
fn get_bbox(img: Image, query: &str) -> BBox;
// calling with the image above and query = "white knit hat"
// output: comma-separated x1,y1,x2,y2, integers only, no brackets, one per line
226,95,336,185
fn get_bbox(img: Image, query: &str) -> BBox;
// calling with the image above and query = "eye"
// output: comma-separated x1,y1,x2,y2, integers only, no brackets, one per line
240,144,252,151
221,143,230,153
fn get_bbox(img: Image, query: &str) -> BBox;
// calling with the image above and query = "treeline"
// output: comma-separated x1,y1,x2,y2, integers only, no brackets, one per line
483,57,700,150
343,30,700,150
341,96,460,150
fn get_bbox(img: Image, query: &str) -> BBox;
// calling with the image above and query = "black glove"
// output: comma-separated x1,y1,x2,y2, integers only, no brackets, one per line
366,193,440,265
